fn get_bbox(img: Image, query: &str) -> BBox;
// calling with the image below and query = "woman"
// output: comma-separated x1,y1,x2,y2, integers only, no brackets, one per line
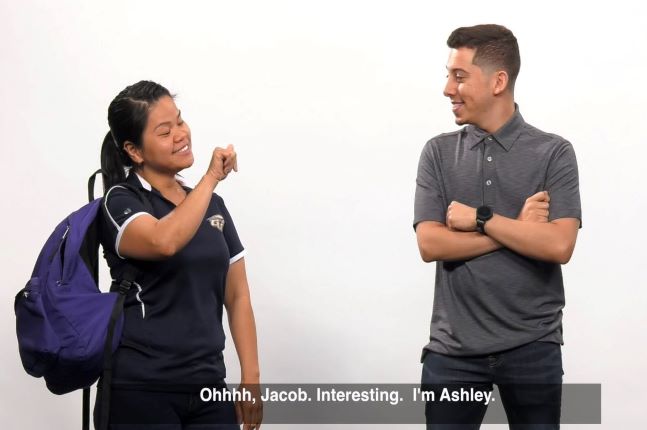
96,80,262,429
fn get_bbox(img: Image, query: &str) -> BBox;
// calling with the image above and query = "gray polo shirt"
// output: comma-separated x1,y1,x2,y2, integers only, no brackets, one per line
414,106,581,356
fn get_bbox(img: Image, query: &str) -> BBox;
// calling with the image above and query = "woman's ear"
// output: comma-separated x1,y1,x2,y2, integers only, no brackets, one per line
123,141,144,165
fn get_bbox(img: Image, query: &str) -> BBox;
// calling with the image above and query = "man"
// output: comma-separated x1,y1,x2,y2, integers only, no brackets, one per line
414,24,581,429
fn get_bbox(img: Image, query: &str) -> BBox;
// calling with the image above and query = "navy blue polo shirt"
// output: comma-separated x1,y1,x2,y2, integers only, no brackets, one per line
100,172,245,387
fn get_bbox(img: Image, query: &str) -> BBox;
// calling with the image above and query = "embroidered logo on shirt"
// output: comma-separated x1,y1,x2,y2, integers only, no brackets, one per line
206,214,225,231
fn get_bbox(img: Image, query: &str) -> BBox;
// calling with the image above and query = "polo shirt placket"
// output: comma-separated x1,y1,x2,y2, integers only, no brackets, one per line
482,136,497,210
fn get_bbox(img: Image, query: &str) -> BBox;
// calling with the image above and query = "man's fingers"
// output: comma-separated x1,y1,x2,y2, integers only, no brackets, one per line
524,208,549,219
525,191,544,202
526,202,549,211
526,191,549,202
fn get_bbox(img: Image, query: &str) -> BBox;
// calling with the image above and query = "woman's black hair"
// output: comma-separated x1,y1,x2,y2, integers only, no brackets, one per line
100,80,172,192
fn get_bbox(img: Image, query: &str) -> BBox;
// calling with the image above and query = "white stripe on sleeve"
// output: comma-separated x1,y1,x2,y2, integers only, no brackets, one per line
229,249,247,265
115,212,149,259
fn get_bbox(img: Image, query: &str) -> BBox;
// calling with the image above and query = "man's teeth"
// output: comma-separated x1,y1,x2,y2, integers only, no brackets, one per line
176,145,189,153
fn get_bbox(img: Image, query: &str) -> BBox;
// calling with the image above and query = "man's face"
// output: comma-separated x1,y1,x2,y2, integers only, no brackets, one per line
443,47,496,128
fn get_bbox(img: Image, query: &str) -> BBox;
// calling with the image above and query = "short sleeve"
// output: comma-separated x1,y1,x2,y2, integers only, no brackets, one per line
217,196,246,264
414,141,447,230
102,185,153,258
545,141,582,227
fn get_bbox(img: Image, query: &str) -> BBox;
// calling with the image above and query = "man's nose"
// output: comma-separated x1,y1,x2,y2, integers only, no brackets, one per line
443,78,456,98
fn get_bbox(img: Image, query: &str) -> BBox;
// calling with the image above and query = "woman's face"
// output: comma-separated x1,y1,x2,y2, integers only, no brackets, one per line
135,95,193,174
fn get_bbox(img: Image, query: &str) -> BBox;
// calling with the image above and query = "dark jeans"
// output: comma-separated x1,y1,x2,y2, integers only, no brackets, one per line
93,386,239,430
421,341,563,430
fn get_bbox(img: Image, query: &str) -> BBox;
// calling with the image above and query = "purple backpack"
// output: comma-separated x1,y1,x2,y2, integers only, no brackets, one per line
15,171,148,429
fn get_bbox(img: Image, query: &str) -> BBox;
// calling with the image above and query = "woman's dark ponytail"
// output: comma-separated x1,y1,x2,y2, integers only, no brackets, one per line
100,131,127,193
100,80,172,193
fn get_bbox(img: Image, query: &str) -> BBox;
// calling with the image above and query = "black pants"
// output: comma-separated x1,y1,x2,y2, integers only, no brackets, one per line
94,386,239,429
421,341,563,429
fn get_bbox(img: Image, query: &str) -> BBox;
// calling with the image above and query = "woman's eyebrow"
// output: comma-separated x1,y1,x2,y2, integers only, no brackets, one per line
154,112,181,131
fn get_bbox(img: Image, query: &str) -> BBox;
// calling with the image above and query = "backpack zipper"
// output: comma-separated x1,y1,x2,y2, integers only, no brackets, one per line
48,225,70,265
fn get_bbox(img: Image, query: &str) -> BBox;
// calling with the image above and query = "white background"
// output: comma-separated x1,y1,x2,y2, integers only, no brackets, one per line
1,0,645,428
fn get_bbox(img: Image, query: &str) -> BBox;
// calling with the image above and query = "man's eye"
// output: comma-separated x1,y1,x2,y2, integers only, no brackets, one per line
159,131,170,136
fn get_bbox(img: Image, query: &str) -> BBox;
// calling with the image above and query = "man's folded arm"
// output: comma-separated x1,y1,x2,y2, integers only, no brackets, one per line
415,220,502,262
483,216,580,264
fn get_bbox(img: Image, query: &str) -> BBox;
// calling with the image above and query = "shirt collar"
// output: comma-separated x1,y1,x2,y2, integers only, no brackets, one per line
465,104,525,152
126,170,190,193
124,170,148,190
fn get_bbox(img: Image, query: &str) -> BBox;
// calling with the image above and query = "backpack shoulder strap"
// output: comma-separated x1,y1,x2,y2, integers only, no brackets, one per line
87,170,150,430
90,169,154,213
118,182,155,214
88,169,102,202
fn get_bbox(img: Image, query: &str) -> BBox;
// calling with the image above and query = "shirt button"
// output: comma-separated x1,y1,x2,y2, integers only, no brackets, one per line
487,137,493,141
487,156,493,162
486,179,492,186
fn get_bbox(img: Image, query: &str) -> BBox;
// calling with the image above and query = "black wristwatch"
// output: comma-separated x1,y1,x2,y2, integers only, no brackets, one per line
476,205,493,234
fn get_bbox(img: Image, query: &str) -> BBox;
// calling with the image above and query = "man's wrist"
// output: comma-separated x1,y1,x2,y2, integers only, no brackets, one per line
476,205,494,234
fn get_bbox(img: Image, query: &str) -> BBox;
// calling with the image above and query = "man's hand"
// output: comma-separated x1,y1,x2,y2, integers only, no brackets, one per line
517,191,550,223
446,201,477,232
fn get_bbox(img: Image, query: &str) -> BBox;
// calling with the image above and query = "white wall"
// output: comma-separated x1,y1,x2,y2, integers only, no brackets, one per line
1,0,645,428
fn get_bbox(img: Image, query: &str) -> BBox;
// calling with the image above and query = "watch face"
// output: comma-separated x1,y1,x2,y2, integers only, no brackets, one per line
477,206,493,219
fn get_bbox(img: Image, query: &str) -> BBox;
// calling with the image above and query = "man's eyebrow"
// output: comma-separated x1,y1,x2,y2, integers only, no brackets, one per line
154,111,182,131
446,67,469,74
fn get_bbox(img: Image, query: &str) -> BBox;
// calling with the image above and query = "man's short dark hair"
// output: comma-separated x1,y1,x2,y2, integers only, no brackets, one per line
447,24,520,92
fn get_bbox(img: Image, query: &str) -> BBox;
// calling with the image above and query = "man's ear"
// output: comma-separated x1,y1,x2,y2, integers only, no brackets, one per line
493,70,510,96
123,141,144,165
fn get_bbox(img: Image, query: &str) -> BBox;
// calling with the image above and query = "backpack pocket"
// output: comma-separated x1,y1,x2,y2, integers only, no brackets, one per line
15,277,62,377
